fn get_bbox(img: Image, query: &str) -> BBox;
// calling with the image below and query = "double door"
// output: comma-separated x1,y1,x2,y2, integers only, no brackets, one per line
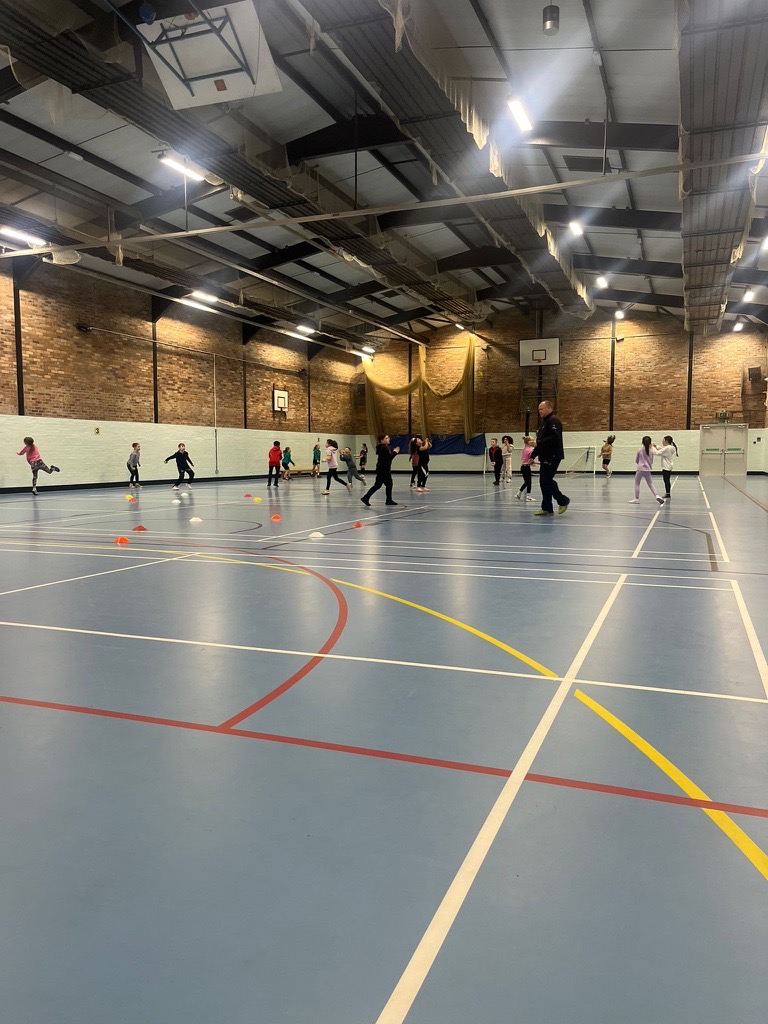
699,423,748,476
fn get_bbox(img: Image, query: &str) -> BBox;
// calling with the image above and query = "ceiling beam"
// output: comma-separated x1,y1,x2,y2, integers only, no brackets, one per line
113,181,228,229
250,241,319,271
285,115,409,163
598,287,768,317
573,254,683,279
542,204,681,233
519,120,678,153
436,246,521,272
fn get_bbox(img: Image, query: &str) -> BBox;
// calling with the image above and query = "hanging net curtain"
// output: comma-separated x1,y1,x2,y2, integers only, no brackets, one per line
363,335,476,442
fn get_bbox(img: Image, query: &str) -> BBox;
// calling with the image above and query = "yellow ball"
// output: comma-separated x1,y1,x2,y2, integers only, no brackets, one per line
252,496,262,503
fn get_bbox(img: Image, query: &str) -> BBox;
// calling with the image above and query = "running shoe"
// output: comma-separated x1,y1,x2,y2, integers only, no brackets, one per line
557,504,569,515
628,498,640,503
534,510,554,516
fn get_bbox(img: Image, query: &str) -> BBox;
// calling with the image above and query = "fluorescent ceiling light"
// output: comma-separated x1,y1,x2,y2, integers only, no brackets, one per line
182,300,211,312
507,98,533,133
614,309,625,320
190,291,217,303
568,220,584,237
595,275,608,289
455,322,465,330
0,226,47,247
362,344,376,354
296,324,316,335
159,156,205,182
733,321,744,331
744,288,755,302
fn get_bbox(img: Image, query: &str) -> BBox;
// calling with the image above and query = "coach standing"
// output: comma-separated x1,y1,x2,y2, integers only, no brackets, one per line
531,400,570,516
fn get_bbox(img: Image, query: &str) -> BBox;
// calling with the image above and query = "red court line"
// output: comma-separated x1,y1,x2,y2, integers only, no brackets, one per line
1,693,766,819
725,478,768,514
217,553,349,730
525,772,768,819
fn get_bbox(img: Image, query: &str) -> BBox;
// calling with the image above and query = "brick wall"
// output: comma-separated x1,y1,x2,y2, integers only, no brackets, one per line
4,263,767,434
7,263,362,433
0,270,16,415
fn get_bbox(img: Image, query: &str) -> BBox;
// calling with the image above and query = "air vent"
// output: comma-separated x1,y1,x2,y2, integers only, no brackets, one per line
563,155,614,173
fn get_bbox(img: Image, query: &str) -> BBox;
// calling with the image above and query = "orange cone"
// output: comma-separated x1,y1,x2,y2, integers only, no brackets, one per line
128,497,138,503
271,514,282,522
114,536,130,545
132,525,147,532
244,493,252,498
354,521,365,528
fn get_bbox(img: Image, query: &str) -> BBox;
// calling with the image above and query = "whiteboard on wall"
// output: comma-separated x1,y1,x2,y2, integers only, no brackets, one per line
519,338,560,366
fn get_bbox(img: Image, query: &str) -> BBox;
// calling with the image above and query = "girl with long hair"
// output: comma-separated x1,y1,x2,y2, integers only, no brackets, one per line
322,439,349,494
409,437,422,488
600,434,615,478
416,436,432,491
654,435,678,497
629,436,665,505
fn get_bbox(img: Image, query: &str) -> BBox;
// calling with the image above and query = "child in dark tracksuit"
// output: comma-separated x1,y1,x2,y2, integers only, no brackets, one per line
165,444,195,489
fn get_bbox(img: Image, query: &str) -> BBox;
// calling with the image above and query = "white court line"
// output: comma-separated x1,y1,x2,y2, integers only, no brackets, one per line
0,498,244,531
708,511,730,563
631,509,660,558
3,613,764,708
730,580,768,699
0,554,192,599
698,477,711,508
374,573,629,1024
0,539,735,587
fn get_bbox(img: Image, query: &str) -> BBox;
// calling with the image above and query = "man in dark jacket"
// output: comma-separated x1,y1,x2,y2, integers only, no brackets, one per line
361,434,400,507
531,401,570,516
488,438,503,485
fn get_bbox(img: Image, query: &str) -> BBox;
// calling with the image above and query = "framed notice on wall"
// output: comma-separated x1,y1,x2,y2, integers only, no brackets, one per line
272,387,289,412
519,338,560,366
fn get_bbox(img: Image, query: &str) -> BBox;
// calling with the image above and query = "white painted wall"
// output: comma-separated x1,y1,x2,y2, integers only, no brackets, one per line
1,414,764,489
356,428,768,474
0,414,356,489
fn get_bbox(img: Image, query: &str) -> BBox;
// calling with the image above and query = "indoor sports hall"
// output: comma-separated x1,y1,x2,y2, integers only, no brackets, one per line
0,1,767,1022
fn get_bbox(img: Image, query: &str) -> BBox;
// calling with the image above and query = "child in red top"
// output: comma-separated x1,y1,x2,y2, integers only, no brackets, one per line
17,436,60,495
267,441,282,488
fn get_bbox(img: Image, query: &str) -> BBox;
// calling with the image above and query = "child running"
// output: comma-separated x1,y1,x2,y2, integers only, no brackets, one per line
600,434,615,478
629,436,664,505
164,444,195,489
311,443,322,477
281,446,295,480
127,443,141,488
267,441,282,488
358,443,368,476
654,435,678,498
322,439,349,494
361,434,400,507
17,436,60,495
340,446,365,487
516,436,535,501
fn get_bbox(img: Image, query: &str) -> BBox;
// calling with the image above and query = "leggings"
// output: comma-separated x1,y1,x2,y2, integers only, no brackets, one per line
325,467,347,489
410,463,419,486
267,465,280,486
30,459,54,486
346,465,365,483
128,466,140,484
634,470,660,499
417,462,429,487
519,463,532,494
662,469,672,495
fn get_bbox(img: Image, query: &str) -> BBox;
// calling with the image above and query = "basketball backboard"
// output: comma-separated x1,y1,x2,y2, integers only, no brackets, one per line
519,338,560,367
